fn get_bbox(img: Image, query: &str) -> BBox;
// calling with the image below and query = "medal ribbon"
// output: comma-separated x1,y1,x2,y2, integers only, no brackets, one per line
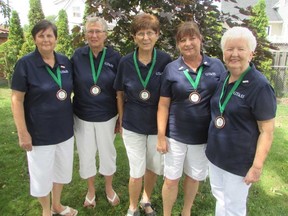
219,66,251,115
89,47,107,85
183,66,203,90
133,48,157,89
45,66,62,89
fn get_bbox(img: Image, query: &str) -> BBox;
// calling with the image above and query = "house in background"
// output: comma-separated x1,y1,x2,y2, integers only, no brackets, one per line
221,0,288,96
0,26,9,44
53,0,86,30
52,0,115,31
221,0,288,47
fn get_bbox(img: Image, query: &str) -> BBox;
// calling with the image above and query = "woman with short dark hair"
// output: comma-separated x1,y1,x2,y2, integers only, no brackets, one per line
11,20,77,216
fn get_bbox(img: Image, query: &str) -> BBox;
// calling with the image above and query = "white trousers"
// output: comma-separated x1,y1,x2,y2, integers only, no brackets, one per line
27,136,74,197
209,162,251,216
74,115,117,179
122,128,164,178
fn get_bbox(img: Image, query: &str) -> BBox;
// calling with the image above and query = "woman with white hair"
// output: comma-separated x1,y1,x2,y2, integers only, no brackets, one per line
71,15,121,208
206,26,277,216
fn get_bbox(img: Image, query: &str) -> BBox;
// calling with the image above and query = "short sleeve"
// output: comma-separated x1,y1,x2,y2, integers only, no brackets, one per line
252,83,277,121
11,59,28,92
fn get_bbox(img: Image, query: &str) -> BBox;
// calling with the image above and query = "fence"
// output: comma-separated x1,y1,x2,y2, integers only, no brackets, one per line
271,51,288,97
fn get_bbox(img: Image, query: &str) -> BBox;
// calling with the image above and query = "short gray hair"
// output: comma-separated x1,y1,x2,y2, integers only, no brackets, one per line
84,14,108,32
221,27,257,52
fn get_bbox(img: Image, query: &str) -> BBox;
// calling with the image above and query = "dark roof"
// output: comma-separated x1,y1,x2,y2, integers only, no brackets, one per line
221,0,283,22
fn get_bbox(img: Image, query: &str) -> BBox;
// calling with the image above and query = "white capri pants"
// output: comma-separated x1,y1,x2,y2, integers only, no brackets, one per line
74,115,117,179
122,128,164,178
209,162,251,216
164,137,208,181
27,136,74,197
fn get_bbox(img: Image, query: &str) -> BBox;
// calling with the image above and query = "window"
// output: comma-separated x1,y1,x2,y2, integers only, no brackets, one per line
72,6,81,18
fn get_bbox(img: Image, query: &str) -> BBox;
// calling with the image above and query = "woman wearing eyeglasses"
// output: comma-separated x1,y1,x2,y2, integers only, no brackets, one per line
71,15,121,208
114,13,172,216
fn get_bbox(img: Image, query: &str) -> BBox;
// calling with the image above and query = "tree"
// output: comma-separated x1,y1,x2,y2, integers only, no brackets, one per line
246,0,273,80
78,0,228,59
0,0,11,25
19,0,45,56
55,9,73,57
0,10,24,86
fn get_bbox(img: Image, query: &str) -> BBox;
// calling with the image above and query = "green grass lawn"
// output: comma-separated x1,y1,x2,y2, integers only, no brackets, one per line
0,83,287,216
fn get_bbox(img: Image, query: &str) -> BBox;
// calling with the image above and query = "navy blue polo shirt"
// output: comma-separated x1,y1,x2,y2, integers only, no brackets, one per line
11,48,73,146
206,63,277,177
160,55,226,144
71,46,121,122
114,48,172,134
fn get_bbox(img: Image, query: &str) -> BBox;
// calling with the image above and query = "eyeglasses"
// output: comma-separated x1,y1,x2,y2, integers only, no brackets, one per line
135,31,156,38
87,29,106,35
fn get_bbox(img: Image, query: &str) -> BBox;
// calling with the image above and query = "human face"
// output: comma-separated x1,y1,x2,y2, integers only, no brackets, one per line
177,35,201,60
85,22,107,50
33,27,57,54
223,38,253,74
133,28,159,52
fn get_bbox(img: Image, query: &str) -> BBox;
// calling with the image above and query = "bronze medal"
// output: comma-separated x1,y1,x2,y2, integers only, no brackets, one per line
189,92,201,103
215,116,225,129
56,89,67,101
90,85,101,96
139,89,150,101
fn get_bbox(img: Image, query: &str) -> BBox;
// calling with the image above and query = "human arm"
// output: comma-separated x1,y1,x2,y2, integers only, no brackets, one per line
157,96,171,153
244,118,275,184
116,90,124,135
11,90,32,151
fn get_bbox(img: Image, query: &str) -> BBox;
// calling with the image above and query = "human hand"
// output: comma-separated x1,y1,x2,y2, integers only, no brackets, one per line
157,137,168,154
18,132,32,151
244,166,262,185
114,118,120,134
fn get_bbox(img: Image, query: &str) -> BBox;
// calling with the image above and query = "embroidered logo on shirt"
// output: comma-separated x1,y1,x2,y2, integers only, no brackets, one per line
233,91,245,99
204,72,216,76
60,70,69,74
104,62,114,68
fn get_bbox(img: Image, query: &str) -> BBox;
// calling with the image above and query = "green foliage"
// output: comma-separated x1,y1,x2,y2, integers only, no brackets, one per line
46,15,57,23
28,0,45,28
0,10,24,85
249,0,273,78
0,0,11,25
79,0,226,58
19,0,45,56
55,10,74,57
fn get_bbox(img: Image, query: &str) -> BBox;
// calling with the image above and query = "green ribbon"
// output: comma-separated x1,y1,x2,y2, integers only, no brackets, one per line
183,65,203,90
89,47,107,84
133,48,157,89
45,66,62,88
219,66,251,115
